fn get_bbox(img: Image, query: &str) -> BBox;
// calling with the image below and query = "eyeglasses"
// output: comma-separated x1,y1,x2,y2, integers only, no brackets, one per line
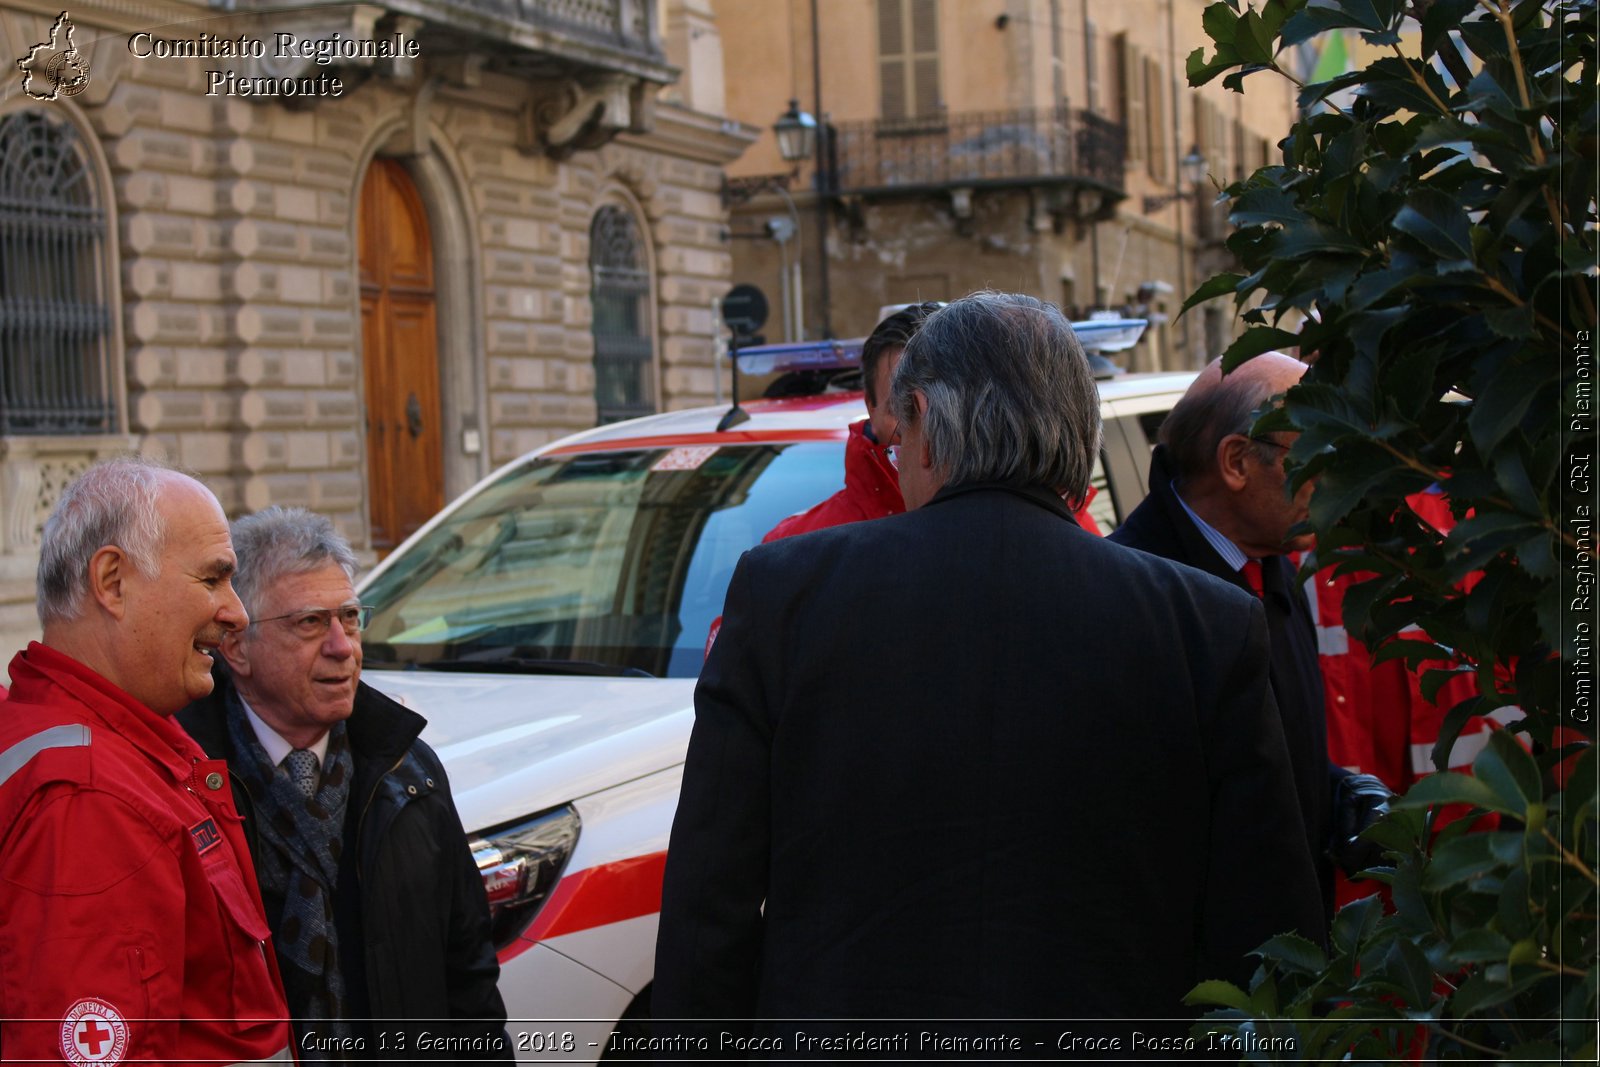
249,604,373,641
1249,436,1293,454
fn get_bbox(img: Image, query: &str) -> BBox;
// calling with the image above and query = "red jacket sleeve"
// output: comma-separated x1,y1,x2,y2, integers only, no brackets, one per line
1,786,187,1064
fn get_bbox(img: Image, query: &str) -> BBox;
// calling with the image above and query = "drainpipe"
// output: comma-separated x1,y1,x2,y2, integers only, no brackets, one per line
1081,0,1101,308
811,0,834,337
1168,0,1191,367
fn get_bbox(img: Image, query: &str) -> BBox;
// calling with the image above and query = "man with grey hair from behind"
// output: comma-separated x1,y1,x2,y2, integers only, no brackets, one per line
0,456,294,1063
656,291,1322,1039
178,505,510,1061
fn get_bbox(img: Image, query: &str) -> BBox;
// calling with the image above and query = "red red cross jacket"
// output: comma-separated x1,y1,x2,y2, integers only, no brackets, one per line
1306,492,1521,908
762,418,1103,543
0,642,293,1066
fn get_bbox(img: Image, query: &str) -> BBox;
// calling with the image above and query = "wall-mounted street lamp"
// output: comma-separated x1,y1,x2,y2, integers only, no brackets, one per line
722,100,819,341
772,98,818,165
722,99,817,205
1141,146,1207,214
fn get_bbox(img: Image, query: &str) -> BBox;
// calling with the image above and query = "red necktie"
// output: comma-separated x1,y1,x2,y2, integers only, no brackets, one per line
1240,559,1265,599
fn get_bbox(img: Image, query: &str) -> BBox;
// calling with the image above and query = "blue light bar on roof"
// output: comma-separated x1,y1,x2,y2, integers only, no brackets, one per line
1070,317,1148,353
730,338,864,375
729,319,1147,375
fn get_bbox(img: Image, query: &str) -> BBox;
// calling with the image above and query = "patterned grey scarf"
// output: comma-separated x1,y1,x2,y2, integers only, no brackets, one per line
225,696,355,1051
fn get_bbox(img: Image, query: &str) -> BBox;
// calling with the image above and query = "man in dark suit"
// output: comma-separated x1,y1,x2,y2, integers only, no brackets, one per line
654,293,1322,1030
1109,353,1391,931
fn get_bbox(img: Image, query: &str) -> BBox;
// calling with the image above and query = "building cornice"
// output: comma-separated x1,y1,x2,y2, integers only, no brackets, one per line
614,101,757,166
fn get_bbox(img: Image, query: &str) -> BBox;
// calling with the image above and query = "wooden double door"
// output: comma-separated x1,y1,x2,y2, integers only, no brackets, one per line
359,159,443,553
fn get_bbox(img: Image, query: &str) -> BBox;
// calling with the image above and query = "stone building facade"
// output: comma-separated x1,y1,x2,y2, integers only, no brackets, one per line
713,0,1297,367
0,0,753,652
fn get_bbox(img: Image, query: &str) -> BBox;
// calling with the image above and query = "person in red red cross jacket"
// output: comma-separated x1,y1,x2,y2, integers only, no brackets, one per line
0,457,293,1066
1309,488,1522,907
764,303,1104,544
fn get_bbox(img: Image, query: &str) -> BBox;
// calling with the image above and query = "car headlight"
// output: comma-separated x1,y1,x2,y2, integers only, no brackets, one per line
470,804,581,950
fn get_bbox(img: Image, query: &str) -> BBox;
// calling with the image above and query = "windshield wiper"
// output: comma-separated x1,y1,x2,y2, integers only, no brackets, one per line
405,654,655,679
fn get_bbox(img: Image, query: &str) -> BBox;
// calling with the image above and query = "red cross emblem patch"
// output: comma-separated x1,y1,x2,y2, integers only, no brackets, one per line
59,998,128,1066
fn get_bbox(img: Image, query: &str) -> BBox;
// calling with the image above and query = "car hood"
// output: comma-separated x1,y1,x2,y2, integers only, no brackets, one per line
361,669,696,833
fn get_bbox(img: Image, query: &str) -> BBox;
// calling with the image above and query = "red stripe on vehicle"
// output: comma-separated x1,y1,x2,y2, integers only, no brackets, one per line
518,851,669,949
545,429,846,455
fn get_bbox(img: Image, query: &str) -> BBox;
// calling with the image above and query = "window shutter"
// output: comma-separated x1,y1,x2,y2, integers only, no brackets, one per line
1117,34,1143,163
878,0,906,119
1145,57,1167,182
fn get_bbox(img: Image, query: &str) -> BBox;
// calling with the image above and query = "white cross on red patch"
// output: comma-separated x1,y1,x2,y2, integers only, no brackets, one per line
59,998,128,1066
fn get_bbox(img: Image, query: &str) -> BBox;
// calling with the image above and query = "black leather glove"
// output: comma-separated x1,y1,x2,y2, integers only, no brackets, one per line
1328,772,1394,877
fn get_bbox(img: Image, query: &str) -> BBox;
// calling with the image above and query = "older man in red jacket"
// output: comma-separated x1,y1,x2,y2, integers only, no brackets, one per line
0,457,292,1065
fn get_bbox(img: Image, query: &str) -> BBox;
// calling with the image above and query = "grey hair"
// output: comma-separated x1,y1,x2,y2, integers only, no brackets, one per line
888,291,1103,497
37,456,173,626
1158,369,1284,486
230,506,358,623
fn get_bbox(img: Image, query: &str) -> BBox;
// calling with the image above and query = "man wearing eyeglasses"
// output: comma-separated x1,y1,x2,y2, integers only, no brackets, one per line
178,506,509,1061
1109,352,1391,936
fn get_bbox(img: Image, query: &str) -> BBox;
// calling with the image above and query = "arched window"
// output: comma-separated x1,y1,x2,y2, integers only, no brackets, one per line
0,109,114,434
589,204,655,424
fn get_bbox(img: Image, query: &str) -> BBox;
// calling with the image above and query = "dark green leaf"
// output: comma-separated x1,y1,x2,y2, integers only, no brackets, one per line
1270,221,1369,258
1429,695,1489,772
1382,937,1436,1009
1254,932,1327,975
1309,459,1416,531
1446,928,1512,964
1220,327,1301,372
1180,272,1246,316
1450,965,1550,1015
1468,358,1551,454
1393,189,1476,263
1394,770,1508,813
1202,0,1243,43
1236,8,1277,65
1187,43,1239,88
1490,445,1544,516
1421,831,1505,890
1330,894,1384,955
1183,979,1254,1010
1483,305,1535,339
1355,58,1454,116
1227,184,1306,228
1472,728,1541,817
1420,0,1479,59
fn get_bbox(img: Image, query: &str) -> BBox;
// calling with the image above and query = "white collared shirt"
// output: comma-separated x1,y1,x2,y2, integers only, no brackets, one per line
239,696,330,768
1171,480,1251,573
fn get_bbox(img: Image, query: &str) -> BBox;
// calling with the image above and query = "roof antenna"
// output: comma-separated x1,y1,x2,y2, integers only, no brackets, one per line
716,284,769,432
716,330,753,432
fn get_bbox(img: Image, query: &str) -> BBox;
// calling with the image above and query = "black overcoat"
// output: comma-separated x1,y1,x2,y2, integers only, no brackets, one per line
654,481,1323,1025
180,666,511,1060
1110,446,1345,926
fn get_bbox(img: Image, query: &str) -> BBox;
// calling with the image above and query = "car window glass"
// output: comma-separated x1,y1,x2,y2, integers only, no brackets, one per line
362,443,843,678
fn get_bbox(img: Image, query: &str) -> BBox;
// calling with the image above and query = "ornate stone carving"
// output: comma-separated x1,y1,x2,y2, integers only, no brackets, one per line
0,435,136,555
520,75,654,159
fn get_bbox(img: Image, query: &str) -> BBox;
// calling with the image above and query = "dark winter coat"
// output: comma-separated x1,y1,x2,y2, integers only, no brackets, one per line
1110,444,1348,928
180,666,510,1061
655,480,1323,1027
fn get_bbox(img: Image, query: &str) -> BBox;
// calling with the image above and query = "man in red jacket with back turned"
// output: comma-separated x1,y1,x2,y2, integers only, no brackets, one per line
765,302,1103,544
764,302,942,542
0,457,292,1065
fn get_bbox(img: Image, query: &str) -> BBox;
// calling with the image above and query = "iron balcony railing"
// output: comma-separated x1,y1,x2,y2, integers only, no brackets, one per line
223,0,667,75
826,106,1126,198
503,0,653,50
